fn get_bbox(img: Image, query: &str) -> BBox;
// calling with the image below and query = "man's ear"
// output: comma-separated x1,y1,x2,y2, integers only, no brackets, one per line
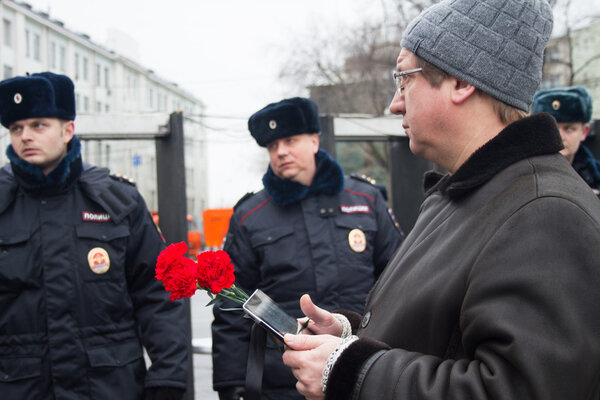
581,124,591,142
450,78,477,105
62,120,75,143
311,133,320,154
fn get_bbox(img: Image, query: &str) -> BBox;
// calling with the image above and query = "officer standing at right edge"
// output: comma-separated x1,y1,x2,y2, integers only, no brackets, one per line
212,97,404,400
532,86,600,197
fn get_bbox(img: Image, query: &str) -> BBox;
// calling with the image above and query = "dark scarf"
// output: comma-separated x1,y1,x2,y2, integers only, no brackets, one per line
424,113,563,199
7,135,83,195
262,148,344,207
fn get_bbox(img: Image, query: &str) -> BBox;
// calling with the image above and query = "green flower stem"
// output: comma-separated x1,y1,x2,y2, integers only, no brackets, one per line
298,319,311,334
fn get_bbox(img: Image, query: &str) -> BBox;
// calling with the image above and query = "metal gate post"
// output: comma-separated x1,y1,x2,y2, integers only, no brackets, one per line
319,114,336,157
156,111,195,400
389,136,433,233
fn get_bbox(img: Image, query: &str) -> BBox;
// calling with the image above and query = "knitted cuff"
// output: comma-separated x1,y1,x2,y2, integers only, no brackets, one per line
321,335,358,392
324,337,390,400
332,309,362,334
331,313,352,338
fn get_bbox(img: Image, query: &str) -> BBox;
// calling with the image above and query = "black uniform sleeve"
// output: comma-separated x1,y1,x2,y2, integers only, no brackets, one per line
370,189,404,276
211,210,259,391
124,191,188,389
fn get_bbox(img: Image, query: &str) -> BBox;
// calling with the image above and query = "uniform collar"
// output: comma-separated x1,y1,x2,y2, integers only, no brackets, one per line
7,135,83,195
573,144,600,179
262,149,344,207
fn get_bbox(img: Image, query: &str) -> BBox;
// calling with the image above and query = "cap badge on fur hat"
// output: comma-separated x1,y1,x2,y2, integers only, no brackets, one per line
532,86,593,123
14,93,22,104
248,97,321,147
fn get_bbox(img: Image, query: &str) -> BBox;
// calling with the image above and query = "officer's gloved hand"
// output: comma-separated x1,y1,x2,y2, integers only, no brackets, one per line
143,387,185,400
218,386,245,400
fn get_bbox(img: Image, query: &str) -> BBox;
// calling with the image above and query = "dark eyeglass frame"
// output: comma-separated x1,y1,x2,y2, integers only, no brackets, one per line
392,68,423,94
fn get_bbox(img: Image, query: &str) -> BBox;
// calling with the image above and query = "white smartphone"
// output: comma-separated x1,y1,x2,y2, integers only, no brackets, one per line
242,289,299,340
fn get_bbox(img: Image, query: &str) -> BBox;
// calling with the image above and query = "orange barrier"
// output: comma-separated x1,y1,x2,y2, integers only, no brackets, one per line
202,208,234,248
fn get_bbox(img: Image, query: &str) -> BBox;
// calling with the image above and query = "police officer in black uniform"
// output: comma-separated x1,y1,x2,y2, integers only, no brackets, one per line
533,86,600,197
211,97,404,400
0,72,188,400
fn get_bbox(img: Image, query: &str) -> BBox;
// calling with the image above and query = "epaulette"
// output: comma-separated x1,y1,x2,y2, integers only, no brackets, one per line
233,192,255,210
350,173,377,186
110,172,136,186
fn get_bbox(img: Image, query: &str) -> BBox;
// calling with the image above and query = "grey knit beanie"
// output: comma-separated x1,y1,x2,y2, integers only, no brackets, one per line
401,0,553,111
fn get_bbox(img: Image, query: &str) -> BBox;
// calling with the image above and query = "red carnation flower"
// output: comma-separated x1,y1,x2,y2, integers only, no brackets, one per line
162,256,198,301
197,250,235,294
156,241,188,281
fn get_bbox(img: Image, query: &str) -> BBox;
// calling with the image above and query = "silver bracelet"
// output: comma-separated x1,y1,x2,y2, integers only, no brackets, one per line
331,313,352,338
321,335,358,393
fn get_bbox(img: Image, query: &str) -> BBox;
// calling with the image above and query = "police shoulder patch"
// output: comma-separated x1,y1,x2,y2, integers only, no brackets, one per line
234,192,255,210
350,173,377,186
109,172,136,186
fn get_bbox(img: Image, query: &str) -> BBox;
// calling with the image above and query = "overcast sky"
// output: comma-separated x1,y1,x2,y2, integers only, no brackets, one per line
24,0,390,118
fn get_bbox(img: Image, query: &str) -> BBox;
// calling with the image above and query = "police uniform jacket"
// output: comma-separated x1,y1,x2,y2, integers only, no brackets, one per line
324,114,600,400
572,143,600,198
0,137,188,400
212,149,403,399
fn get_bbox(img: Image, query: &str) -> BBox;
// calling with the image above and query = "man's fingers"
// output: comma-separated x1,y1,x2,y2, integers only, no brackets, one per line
284,332,331,350
300,294,331,323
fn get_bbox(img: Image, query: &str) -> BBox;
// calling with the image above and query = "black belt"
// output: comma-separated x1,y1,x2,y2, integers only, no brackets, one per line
245,323,267,400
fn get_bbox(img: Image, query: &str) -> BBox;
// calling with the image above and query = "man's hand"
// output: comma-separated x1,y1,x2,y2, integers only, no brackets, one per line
282,333,341,400
297,294,343,336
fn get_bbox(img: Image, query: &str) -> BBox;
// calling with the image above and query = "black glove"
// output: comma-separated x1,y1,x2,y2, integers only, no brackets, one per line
218,386,246,400
143,387,185,400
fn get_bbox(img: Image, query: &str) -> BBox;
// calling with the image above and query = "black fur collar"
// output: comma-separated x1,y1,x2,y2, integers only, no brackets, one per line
263,149,344,206
7,135,83,194
424,113,563,199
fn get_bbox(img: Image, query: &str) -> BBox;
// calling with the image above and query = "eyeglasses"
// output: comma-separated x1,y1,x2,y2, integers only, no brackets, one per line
392,68,423,94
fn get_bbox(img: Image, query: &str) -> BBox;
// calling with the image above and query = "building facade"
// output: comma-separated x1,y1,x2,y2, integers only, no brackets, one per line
570,17,600,121
0,0,208,218
541,35,572,89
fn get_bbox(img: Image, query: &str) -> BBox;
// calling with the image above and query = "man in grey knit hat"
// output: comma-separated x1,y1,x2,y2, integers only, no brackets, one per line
282,0,600,399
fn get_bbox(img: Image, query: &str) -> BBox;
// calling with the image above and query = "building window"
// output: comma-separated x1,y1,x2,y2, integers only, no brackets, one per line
548,46,560,62
59,46,66,72
74,53,79,79
51,42,57,69
33,33,41,61
542,74,562,89
104,67,109,89
96,64,101,87
83,57,88,81
105,104,110,113
84,96,89,112
96,101,102,112
25,29,30,57
3,65,13,79
3,19,12,47
76,93,81,110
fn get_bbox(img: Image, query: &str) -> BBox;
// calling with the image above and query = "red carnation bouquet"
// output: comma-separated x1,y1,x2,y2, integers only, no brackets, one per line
155,242,309,346
155,241,249,306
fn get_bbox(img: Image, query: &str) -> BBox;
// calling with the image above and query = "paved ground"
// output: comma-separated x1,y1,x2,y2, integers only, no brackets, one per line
190,295,219,400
